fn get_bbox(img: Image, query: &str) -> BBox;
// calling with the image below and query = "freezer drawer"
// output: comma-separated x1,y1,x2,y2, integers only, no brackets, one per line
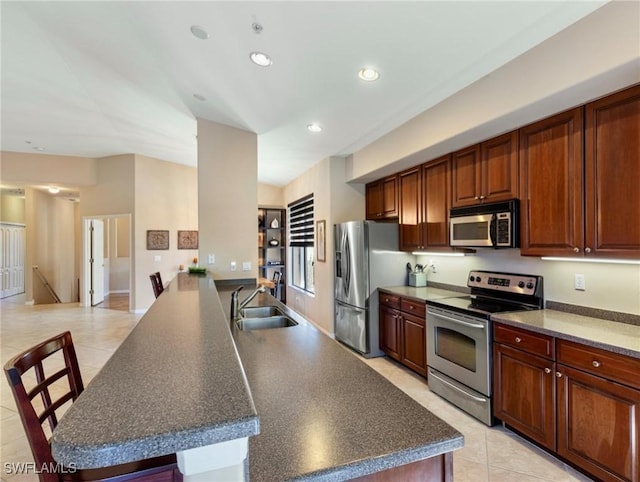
335,301,368,355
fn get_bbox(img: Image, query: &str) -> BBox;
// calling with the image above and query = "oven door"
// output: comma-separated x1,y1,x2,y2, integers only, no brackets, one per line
426,306,491,396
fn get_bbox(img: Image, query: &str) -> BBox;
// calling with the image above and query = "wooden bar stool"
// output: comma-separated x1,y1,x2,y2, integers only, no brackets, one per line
3,331,179,482
149,272,164,298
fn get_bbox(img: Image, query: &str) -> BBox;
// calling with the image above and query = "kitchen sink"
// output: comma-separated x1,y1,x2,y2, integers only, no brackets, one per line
240,306,286,318
237,315,298,331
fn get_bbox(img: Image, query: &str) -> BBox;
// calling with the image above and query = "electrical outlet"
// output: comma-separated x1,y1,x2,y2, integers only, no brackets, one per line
154,255,161,262
208,254,215,265
230,261,237,272
574,273,586,291
429,259,437,273
242,262,251,271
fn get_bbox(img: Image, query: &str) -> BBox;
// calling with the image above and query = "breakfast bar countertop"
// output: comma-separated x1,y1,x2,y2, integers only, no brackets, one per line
220,283,464,481
51,274,259,469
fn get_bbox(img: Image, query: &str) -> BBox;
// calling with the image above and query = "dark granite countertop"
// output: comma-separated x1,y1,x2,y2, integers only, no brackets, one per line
379,285,468,303
491,309,640,359
52,273,259,469
218,286,463,481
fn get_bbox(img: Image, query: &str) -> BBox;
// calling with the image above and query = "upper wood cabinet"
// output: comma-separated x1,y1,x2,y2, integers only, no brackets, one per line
398,156,451,251
365,175,398,220
584,84,640,258
451,131,518,208
520,83,640,258
519,107,584,256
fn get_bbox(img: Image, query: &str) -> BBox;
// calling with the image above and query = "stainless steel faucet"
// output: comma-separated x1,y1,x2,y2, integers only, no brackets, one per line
230,285,266,320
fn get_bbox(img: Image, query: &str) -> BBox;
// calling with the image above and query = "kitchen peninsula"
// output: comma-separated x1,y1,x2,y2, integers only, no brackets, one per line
52,273,463,481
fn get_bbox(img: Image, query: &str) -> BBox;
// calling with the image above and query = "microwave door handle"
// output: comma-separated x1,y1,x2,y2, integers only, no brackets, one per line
489,214,497,246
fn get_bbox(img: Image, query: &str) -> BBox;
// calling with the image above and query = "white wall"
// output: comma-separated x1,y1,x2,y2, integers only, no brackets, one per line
346,1,640,183
283,156,365,334
416,250,640,316
197,118,257,282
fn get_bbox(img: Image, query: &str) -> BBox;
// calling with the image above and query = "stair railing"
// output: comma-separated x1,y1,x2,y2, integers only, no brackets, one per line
32,266,62,303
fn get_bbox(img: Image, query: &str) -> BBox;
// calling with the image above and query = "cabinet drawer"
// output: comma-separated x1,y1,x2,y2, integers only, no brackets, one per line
557,339,640,390
400,298,426,318
494,323,554,359
379,292,400,309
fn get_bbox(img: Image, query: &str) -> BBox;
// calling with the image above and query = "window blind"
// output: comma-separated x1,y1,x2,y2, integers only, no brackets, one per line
288,194,314,247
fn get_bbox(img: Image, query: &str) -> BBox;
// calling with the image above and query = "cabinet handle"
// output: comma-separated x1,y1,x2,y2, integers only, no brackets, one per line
515,337,522,343
556,372,562,378
544,368,551,374
592,360,601,368
573,247,580,253
585,247,592,253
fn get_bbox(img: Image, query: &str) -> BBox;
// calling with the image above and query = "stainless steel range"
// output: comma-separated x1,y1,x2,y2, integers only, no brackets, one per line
426,270,543,426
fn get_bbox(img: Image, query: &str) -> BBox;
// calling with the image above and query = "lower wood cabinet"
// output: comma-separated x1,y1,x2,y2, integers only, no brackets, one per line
379,292,427,377
494,323,640,482
493,343,555,450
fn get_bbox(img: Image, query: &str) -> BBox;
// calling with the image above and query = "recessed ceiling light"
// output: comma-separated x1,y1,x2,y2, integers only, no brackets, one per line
193,93,207,102
190,25,209,40
25,140,32,144
34,146,45,151
307,123,322,133
48,187,60,194
250,51,272,67
358,67,380,82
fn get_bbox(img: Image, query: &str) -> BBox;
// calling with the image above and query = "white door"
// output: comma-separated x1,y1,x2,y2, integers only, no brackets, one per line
0,224,25,299
90,220,105,306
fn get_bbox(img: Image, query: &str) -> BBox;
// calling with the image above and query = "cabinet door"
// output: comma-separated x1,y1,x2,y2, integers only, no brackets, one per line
493,343,555,451
557,364,640,482
422,155,450,249
481,130,518,203
519,108,584,256
365,181,383,220
401,312,426,377
379,305,402,361
451,144,481,207
585,84,640,258
366,176,398,220
399,167,423,251
381,176,398,218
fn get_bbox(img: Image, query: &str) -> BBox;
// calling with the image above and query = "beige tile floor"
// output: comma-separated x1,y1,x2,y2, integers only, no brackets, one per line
0,295,593,482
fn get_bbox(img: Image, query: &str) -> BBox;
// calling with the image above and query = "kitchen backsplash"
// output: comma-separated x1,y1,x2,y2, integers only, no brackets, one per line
414,249,640,317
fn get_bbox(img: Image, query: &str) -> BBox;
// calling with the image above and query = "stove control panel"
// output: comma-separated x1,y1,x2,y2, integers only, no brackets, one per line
468,271,541,296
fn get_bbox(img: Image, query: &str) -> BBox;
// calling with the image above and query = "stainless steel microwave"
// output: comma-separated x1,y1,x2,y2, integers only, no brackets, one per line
449,199,519,248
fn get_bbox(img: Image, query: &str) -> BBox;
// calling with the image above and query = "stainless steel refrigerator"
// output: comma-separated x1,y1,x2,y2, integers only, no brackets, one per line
334,221,414,357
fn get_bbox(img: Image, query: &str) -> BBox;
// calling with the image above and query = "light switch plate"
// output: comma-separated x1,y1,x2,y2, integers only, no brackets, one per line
574,273,586,291
230,261,237,272
154,255,161,262
242,262,251,271
208,254,215,265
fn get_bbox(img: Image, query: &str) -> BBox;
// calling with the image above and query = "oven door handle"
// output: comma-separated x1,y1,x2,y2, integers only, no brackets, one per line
429,312,486,330
429,370,488,403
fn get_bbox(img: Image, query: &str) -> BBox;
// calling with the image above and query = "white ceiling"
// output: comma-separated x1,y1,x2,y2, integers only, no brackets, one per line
1,1,607,187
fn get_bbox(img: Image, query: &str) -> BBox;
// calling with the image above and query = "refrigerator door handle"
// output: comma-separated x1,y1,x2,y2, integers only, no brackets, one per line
343,231,351,298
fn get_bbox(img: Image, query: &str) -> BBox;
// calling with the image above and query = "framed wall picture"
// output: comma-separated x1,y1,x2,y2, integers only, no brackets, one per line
147,230,169,250
316,220,326,262
178,230,198,249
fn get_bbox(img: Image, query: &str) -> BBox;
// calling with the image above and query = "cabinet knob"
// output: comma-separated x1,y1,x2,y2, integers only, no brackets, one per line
544,368,551,374
592,360,601,368
479,195,486,200
409,305,414,310
515,337,522,343
556,372,563,378
573,247,580,253
385,298,389,302
474,196,480,200
585,247,592,253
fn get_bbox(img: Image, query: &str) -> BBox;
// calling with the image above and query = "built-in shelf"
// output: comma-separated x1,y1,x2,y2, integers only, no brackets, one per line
258,207,286,302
